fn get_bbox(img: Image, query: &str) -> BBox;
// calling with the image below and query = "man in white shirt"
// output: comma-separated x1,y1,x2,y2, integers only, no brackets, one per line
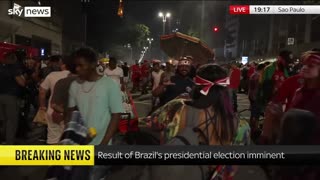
39,56,70,144
151,60,164,90
104,57,124,91
151,60,164,111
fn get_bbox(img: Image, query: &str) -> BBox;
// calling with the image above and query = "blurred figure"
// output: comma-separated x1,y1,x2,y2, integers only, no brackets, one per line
239,64,249,94
151,60,164,90
104,57,124,91
50,56,77,125
140,60,150,95
289,50,320,143
248,63,265,138
279,109,317,145
162,61,175,81
273,109,319,180
39,56,69,145
291,60,303,76
247,62,256,80
272,74,303,111
152,57,194,107
0,52,26,144
151,60,164,111
260,50,293,106
40,55,62,81
262,50,320,144
130,61,141,93
228,61,241,112
186,56,196,79
122,62,130,85
17,58,41,137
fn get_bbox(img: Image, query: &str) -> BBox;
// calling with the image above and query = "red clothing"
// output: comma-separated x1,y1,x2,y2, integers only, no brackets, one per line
272,69,286,94
229,67,241,89
290,86,320,144
273,74,303,111
290,87,320,115
140,64,149,78
131,64,141,80
248,72,260,101
247,66,255,79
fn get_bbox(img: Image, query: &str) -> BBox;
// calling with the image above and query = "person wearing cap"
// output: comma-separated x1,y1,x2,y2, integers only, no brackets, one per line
152,57,194,107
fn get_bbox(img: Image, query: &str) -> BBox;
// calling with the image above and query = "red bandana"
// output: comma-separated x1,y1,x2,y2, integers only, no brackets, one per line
303,54,320,65
194,75,230,96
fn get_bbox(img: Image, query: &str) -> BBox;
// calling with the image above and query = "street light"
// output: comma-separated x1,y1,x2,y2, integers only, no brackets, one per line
147,38,154,58
158,11,171,35
124,43,133,64
147,38,154,44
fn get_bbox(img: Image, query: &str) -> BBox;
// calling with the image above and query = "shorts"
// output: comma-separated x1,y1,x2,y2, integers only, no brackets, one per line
46,109,65,144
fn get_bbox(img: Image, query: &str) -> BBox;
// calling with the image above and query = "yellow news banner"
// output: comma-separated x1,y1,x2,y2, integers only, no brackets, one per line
0,145,94,166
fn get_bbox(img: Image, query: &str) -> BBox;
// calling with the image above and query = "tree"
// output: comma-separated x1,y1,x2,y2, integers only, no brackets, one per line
126,24,150,49
106,23,151,61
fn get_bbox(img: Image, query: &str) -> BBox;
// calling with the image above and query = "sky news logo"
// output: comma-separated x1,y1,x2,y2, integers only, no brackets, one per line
8,4,51,17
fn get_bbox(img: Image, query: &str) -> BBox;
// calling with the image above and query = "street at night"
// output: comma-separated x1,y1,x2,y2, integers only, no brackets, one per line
0,93,268,180
1,0,320,180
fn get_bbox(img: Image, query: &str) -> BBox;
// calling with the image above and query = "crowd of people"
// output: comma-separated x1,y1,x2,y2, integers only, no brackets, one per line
0,46,319,179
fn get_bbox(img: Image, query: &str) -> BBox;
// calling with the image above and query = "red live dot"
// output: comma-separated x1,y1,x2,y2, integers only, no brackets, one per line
229,5,250,15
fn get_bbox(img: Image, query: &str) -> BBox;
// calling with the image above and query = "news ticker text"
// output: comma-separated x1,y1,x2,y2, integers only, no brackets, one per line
230,5,320,15
1,146,320,166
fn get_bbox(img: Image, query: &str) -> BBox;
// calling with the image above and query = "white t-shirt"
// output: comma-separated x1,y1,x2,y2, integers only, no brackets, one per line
152,70,164,90
40,70,70,113
104,67,124,85
40,70,70,144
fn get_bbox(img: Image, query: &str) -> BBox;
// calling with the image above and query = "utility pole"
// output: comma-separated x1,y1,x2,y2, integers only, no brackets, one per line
81,0,91,45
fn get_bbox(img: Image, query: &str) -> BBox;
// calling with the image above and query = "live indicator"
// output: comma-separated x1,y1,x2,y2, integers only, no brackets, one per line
229,5,250,15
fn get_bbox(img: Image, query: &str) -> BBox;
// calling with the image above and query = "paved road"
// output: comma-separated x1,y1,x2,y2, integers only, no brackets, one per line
0,92,267,180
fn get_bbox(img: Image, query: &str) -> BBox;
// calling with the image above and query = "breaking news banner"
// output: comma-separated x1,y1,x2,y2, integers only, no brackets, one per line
0,146,320,166
94,146,320,165
0,146,94,166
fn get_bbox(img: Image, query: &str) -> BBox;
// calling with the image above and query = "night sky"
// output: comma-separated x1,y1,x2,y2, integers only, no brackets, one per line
56,0,227,58
53,0,315,58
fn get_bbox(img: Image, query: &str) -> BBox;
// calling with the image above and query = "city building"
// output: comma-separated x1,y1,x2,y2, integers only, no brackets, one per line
0,0,62,57
224,14,270,61
224,1,320,62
